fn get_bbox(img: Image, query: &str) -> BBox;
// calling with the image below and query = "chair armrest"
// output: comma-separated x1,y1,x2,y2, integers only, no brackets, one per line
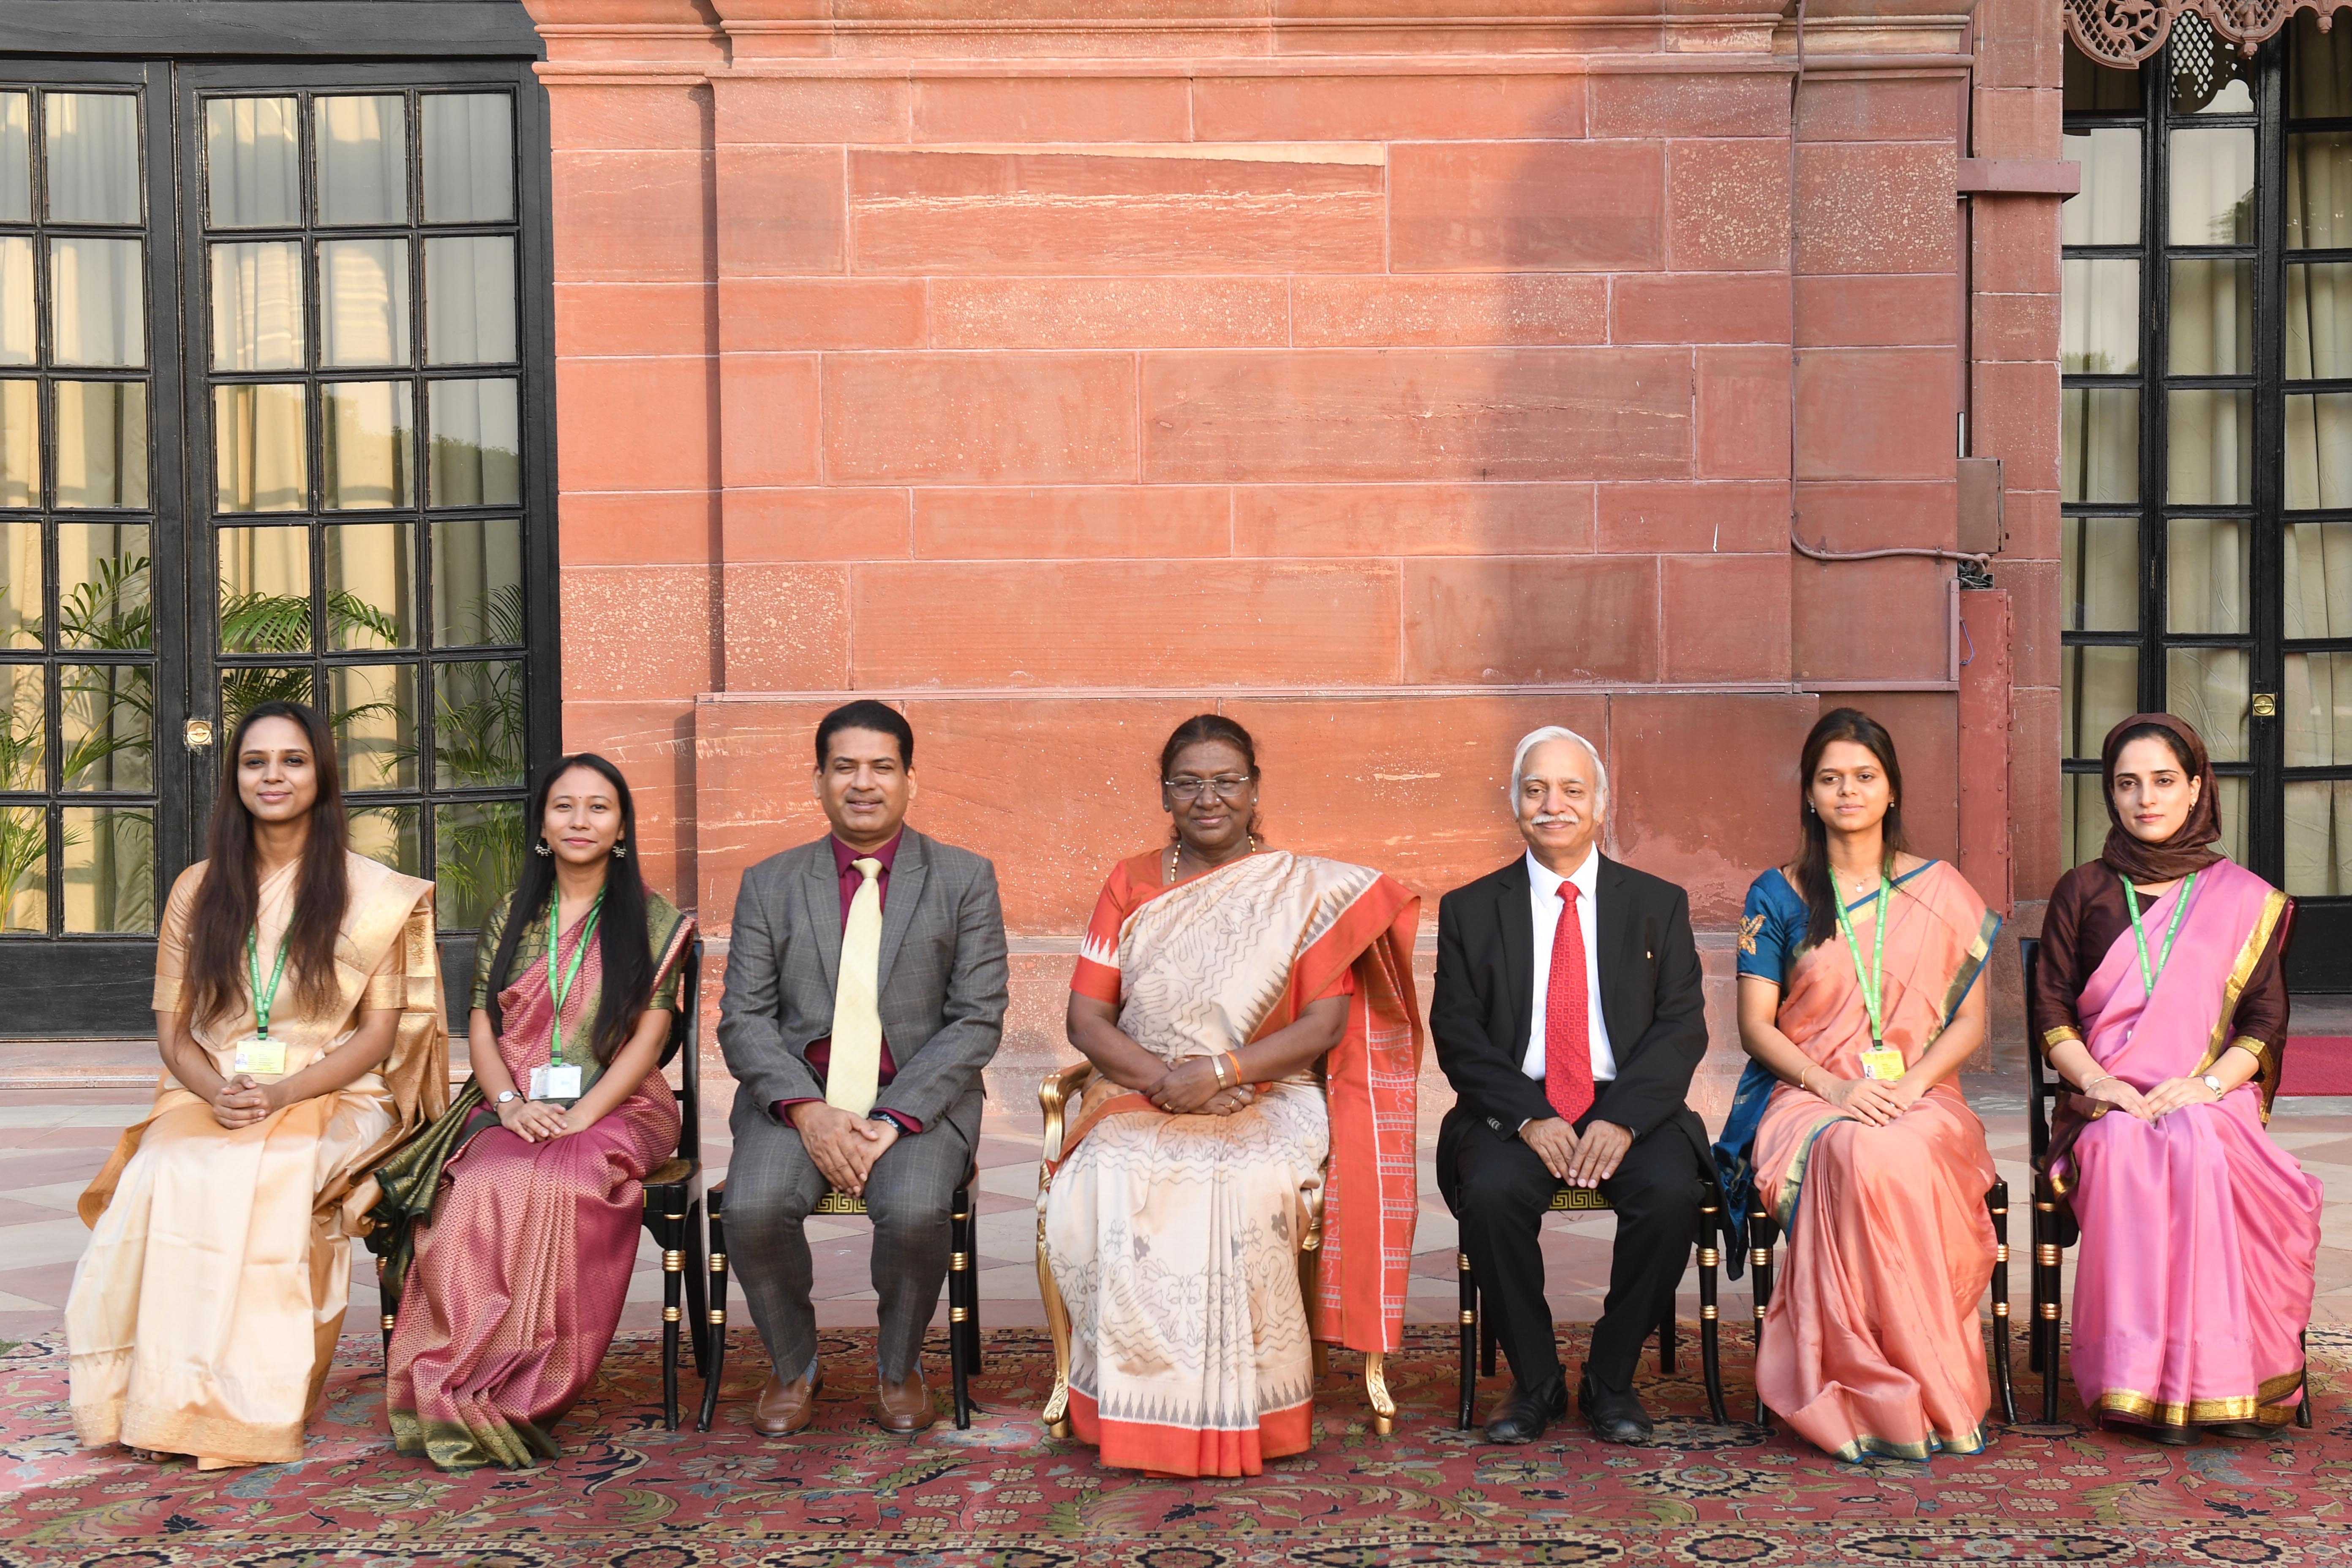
1039,1059,1097,1167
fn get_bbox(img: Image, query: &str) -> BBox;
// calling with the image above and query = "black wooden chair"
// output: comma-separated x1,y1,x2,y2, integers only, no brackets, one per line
1455,1181,1731,1429
2020,931,2312,1429
698,1165,982,1432
374,937,712,1432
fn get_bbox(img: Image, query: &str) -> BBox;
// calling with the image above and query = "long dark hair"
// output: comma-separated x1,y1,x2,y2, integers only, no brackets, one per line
482,753,653,1064
1793,707,1909,948
1159,713,1263,843
186,700,353,1031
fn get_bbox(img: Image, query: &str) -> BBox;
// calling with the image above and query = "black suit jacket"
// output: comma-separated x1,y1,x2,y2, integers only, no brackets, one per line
1430,851,1712,1173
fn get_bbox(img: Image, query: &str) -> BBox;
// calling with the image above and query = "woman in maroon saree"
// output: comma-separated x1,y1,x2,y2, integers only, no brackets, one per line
379,754,693,1469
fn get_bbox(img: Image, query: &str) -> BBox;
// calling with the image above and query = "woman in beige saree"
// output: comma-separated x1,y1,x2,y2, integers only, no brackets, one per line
68,701,446,1467
1043,716,1422,1478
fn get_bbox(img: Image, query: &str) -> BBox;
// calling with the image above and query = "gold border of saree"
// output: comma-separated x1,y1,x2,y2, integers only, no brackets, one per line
2095,1366,2305,1428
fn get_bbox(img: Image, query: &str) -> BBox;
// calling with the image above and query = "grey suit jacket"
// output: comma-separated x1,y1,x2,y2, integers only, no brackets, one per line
717,828,1010,1146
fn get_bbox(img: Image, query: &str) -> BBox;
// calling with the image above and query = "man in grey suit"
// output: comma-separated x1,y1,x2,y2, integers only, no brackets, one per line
718,700,1009,1435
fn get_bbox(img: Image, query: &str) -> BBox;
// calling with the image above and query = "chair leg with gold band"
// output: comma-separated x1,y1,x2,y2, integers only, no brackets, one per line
1747,1200,1778,1430
698,1182,731,1432
1697,1197,1728,1426
377,1255,395,1363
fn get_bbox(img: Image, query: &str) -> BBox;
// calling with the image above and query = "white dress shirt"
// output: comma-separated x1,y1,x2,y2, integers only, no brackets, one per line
1522,847,1618,1086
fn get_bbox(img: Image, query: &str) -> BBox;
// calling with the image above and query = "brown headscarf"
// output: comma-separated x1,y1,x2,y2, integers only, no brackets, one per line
2098,712,2226,884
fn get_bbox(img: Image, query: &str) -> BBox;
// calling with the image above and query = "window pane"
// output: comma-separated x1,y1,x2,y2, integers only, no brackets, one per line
2289,132,2352,250
50,237,143,368
325,521,414,650
432,517,522,647
59,664,149,791
58,521,149,651
2286,392,2352,509
0,520,38,647
422,95,513,224
2064,643,2139,759
319,238,410,368
2167,388,2250,505
433,659,523,788
2065,41,2141,112
221,666,313,732
435,799,522,928
2286,652,2352,768
2063,258,2140,374
54,382,146,510
2063,388,2139,503
314,96,407,227
215,525,310,653
61,804,150,932
2286,261,2352,380
2168,516,2247,634
209,241,303,371
2062,773,2109,870
0,236,30,366
205,97,299,229
2166,645,2249,761
321,381,413,510
2173,20,2253,114
2169,258,2251,374
2062,127,2141,246
328,662,417,792
2063,514,2139,631
2286,780,2352,895
213,383,306,513
2286,521,2352,639
44,95,139,226
0,663,46,789
351,803,419,876
0,93,26,223
428,379,520,507
424,236,515,365
2214,773,2249,864
0,380,37,508
0,806,45,933
2296,11,2352,115
2170,126,2254,245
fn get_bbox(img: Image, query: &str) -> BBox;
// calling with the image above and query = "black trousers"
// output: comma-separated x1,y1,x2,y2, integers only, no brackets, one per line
1437,1105,1707,1397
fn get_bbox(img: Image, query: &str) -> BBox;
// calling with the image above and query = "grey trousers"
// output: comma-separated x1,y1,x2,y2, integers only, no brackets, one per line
725,1109,972,1383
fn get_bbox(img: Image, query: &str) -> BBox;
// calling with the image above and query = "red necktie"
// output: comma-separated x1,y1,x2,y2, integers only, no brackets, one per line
1545,882,1595,1124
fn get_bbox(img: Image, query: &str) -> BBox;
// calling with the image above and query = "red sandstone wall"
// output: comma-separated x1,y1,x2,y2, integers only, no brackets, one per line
525,2,2051,1082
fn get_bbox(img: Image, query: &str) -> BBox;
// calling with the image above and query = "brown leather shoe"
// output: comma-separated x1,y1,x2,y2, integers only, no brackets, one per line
751,1368,821,1436
874,1371,936,1433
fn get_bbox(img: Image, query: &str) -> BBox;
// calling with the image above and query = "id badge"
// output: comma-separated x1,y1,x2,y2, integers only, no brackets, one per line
231,1035,286,1077
530,1064,583,1102
1859,1047,1906,1082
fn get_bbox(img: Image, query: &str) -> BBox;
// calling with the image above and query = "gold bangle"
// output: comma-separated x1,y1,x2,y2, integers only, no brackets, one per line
1211,1054,1233,1089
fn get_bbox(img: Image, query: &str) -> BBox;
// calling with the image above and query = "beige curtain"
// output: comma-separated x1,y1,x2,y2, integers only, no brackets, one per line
210,241,301,371
54,383,147,509
322,382,411,510
421,95,511,223
316,97,406,226
204,98,298,228
44,94,138,225
424,237,513,365
320,238,408,367
215,384,305,513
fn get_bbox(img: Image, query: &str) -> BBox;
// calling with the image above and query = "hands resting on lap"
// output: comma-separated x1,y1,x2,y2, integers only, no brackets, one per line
1521,1115,1633,1189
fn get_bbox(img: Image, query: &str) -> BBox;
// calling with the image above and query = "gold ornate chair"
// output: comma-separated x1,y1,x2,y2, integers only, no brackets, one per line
1032,1059,1397,1438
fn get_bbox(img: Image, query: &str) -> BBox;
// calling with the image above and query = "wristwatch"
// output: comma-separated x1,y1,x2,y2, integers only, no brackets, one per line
496,1089,518,1105
2201,1074,2224,1096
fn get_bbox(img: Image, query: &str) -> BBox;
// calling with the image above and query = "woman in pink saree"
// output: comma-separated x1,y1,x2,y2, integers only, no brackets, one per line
1720,708,2002,1460
378,754,694,1470
2034,714,2320,1445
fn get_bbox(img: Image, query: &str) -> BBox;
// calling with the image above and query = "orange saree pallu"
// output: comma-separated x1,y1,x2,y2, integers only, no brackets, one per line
1734,860,2001,1461
382,892,692,1470
1043,851,1421,1478
68,853,447,1468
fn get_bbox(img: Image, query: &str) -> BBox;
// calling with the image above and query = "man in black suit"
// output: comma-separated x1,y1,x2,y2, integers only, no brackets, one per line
1432,725,1712,1446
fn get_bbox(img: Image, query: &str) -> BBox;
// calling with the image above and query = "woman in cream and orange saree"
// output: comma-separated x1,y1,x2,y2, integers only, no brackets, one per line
2034,713,2321,1445
1040,716,1422,1478
1717,708,2002,1462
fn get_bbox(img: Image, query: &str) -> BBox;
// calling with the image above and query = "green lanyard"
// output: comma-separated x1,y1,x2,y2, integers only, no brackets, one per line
2123,871,2196,997
244,928,289,1039
1831,875,1892,1045
546,893,604,1068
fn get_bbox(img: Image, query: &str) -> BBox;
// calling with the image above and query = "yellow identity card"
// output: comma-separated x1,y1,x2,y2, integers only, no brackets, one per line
1859,1047,1906,1082
232,1036,287,1077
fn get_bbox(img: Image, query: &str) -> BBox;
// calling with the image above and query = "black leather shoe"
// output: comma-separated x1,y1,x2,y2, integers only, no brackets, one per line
1482,1377,1569,1445
1578,1369,1656,1445
2207,1421,2273,1440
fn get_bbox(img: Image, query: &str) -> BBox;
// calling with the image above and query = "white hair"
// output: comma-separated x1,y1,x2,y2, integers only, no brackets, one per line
1511,726,1609,808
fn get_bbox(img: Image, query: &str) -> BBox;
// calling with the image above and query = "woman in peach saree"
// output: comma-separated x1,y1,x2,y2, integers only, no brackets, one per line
67,701,446,1467
1717,708,2001,1460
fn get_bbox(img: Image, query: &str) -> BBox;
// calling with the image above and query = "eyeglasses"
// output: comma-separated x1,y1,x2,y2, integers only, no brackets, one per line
1163,774,1255,802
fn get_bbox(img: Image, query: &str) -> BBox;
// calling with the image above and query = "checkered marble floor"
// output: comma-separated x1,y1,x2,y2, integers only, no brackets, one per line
7,1049,2352,1362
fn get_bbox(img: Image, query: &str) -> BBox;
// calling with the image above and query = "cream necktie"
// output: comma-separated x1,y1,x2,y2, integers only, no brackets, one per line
826,857,885,1117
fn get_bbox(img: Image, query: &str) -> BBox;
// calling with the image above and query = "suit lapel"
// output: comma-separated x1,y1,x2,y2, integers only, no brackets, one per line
800,841,843,996
1595,855,1632,1051
876,829,929,993
1495,856,1535,1054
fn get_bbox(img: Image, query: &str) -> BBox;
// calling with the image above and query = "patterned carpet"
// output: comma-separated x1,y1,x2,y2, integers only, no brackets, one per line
1,1325,2346,1566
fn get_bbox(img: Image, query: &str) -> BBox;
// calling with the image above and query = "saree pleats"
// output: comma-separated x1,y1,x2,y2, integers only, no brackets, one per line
67,853,445,1468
